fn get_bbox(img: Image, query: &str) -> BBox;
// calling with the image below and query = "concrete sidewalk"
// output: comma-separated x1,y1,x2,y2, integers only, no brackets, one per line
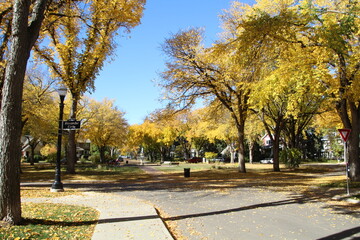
23,192,173,240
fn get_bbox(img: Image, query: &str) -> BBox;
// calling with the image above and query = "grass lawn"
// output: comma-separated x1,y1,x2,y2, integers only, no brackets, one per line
21,162,151,182
153,162,360,197
0,203,98,240
154,162,216,172
154,162,287,173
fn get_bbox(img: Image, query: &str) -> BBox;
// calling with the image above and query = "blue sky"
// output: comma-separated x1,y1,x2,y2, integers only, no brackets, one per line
88,0,255,125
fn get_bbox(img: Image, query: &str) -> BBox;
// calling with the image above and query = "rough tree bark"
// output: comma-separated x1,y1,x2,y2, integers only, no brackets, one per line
0,0,48,225
66,98,78,174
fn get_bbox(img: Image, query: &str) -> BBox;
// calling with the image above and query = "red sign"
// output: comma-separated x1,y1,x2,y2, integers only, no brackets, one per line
338,128,351,142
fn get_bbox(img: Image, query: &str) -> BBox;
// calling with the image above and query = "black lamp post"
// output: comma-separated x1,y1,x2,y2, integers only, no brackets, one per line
51,85,67,192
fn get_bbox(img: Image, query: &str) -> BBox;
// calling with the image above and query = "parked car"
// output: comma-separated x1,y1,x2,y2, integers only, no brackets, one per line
108,156,123,166
187,157,203,163
260,158,273,164
209,157,225,163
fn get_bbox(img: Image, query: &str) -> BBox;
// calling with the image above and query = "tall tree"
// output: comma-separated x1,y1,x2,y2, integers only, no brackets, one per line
81,98,128,163
34,0,145,173
243,0,360,180
251,76,287,172
183,109,210,159
200,105,239,164
0,0,50,225
22,71,57,164
245,113,264,164
146,109,181,162
250,43,325,171
160,28,260,173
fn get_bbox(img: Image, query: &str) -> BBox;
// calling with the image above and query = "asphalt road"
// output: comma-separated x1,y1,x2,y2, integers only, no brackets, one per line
118,187,360,240
112,164,360,240
22,162,360,240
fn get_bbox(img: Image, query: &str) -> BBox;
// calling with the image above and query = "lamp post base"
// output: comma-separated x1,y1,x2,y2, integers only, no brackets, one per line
50,182,64,192
50,188,64,192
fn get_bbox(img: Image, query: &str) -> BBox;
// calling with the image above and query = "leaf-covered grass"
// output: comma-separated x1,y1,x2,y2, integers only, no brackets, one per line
21,187,81,199
21,163,151,182
0,203,99,240
21,162,357,195
72,165,150,181
155,162,284,173
319,180,360,188
150,162,360,195
154,163,215,172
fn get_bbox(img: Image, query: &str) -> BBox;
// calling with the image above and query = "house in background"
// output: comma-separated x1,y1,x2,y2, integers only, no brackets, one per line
260,134,274,158
261,134,273,148
76,139,91,158
260,131,344,161
21,135,92,161
321,132,344,160
21,135,44,162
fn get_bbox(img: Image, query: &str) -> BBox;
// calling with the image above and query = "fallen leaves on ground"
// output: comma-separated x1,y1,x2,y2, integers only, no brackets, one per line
0,203,99,240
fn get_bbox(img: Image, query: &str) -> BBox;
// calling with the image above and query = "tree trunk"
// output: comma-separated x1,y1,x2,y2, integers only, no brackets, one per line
228,143,235,164
249,141,254,164
0,62,23,225
348,105,360,181
99,146,106,163
335,53,360,181
30,144,36,166
230,150,235,164
0,0,48,225
262,114,283,172
110,147,117,158
272,133,281,172
236,125,246,173
66,98,78,174
0,0,47,225
335,87,360,181
160,146,165,162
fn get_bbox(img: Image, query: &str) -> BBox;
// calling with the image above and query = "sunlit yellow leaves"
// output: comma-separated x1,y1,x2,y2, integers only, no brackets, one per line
22,72,61,145
35,0,145,97
80,98,128,150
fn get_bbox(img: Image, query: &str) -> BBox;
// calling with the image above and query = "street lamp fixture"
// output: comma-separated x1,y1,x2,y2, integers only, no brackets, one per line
51,85,67,192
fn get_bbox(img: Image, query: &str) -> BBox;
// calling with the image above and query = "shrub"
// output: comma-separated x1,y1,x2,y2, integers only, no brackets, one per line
88,154,100,164
33,154,43,163
45,152,57,163
25,155,41,163
79,156,88,164
205,152,218,161
40,144,57,157
280,148,302,169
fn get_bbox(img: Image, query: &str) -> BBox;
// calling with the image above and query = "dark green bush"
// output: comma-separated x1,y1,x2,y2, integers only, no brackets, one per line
32,154,42,163
88,154,100,164
280,148,302,169
45,152,57,163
